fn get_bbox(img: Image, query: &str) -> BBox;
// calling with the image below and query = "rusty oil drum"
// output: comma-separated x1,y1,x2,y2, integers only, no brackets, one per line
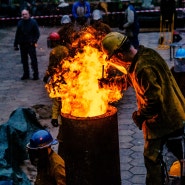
60,105,121,185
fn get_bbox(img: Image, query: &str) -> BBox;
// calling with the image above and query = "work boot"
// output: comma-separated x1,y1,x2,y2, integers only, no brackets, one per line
21,74,29,80
32,73,39,80
32,76,39,80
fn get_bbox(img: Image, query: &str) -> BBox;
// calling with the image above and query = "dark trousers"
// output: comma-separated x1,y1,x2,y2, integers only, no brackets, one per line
20,43,39,78
144,128,184,185
129,35,139,49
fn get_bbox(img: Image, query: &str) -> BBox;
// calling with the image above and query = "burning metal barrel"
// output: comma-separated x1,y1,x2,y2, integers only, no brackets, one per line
60,105,121,185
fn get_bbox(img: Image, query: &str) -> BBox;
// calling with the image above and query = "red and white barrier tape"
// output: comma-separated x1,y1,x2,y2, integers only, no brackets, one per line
0,8,185,21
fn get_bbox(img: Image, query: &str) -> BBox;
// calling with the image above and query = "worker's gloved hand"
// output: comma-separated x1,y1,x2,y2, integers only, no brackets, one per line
132,111,145,130
43,76,49,83
51,119,59,127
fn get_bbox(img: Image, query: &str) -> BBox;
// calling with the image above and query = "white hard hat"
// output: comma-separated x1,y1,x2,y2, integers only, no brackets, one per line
92,10,102,20
61,15,71,24
58,0,69,8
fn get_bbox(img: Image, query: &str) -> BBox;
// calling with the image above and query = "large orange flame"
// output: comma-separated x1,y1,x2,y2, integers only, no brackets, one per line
45,27,127,117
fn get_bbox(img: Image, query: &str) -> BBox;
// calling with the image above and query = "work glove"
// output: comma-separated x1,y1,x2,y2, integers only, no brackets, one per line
43,76,49,83
51,119,59,127
132,111,145,130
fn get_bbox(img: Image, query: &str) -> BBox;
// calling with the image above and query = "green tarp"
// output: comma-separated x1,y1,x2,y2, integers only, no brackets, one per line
0,107,44,184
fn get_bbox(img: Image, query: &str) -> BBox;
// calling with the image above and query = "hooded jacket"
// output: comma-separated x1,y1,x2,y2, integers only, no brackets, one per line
129,45,185,139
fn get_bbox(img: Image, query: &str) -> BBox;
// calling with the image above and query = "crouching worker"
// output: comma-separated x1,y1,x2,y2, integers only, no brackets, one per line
26,129,66,185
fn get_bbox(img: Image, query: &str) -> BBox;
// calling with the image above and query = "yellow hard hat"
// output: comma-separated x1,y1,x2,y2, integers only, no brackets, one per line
169,160,181,177
50,45,69,62
101,32,127,60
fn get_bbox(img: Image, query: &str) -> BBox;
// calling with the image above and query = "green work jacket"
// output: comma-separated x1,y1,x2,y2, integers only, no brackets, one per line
129,45,185,139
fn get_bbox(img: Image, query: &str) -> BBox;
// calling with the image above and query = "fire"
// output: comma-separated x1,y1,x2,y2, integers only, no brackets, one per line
45,27,127,117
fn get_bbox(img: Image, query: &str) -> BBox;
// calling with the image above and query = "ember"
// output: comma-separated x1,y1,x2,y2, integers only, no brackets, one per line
45,26,127,117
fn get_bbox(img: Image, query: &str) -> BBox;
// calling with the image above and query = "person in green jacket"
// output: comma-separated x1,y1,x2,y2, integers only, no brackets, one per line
43,34,69,127
27,130,66,185
101,32,185,185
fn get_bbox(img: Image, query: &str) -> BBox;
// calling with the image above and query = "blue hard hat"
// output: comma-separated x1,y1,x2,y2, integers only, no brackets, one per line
27,130,58,149
175,48,185,59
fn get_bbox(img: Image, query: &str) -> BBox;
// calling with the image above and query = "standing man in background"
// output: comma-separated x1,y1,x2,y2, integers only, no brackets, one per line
121,0,139,49
72,0,91,30
14,9,40,80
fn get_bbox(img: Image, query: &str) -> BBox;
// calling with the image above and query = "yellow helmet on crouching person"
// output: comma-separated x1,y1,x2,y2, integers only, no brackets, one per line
101,32,129,60
168,160,181,177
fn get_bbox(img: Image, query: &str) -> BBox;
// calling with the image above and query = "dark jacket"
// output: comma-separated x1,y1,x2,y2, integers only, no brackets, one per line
57,23,76,46
160,0,175,23
129,45,185,139
14,18,40,46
